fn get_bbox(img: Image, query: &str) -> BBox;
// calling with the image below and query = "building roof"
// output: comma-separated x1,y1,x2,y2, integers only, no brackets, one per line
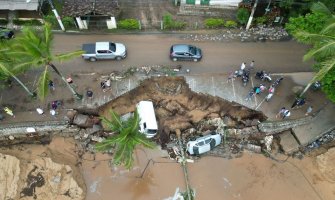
62,0,119,17
0,0,40,11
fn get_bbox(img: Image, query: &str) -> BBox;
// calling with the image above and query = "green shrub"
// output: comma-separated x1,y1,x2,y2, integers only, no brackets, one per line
255,16,267,25
118,19,139,30
224,20,238,28
43,15,57,27
163,13,186,30
13,19,42,26
204,18,225,28
62,16,75,29
236,8,250,25
0,19,8,25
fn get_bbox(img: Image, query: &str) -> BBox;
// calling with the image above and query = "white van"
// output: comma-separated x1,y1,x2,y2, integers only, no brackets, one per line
136,101,158,138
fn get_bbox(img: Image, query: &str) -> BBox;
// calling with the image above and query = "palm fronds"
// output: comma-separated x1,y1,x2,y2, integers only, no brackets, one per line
96,109,156,169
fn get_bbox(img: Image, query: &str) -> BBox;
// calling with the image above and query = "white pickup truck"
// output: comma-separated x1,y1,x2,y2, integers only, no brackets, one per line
82,41,127,62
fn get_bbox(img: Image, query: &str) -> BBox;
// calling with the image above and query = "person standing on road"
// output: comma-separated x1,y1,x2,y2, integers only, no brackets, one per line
250,60,255,69
276,107,286,118
282,109,291,119
305,106,313,116
240,62,246,70
48,80,55,91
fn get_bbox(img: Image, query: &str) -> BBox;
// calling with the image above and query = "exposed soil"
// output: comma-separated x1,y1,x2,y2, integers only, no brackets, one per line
98,76,267,147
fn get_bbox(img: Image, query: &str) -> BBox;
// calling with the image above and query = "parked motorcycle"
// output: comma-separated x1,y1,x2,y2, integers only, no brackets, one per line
241,69,250,86
272,77,284,88
255,71,272,82
311,81,321,91
242,74,249,86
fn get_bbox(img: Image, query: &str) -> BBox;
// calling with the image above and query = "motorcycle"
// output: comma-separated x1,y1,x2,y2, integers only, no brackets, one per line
272,77,284,88
311,81,321,91
241,69,250,86
255,71,272,82
242,74,249,86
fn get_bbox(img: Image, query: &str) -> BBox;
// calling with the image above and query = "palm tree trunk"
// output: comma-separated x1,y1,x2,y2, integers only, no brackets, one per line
246,0,259,30
0,64,36,97
48,63,83,100
299,82,312,98
11,74,36,97
176,129,192,200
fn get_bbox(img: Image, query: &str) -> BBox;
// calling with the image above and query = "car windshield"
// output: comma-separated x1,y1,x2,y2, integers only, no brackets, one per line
189,46,197,55
109,43,116,52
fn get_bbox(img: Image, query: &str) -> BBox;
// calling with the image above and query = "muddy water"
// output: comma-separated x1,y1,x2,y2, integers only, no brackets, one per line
2,137,334,200
83,150,335,200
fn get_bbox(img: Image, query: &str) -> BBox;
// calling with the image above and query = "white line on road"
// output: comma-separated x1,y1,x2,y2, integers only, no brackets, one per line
255,97,266,110
128,79,131,91
250,77,258,107
232,79,236,100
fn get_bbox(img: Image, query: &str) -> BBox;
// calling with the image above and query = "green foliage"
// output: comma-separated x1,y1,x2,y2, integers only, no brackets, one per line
236,8,250,25
321,68,335,102
278,0,294,10
43,15,57,27
13,19,42,26
225,20,238,28
285,12,329,34
204,18,225,29
118,19,139,30
255,16,267,25
163,13,186,30
0,19,8,25
62,16,75,29
5,23,84,100
37,66,50,101
96,109,156,169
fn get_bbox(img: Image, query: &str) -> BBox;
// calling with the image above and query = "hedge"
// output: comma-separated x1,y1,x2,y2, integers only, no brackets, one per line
204,18,225,29
225,20,238,28
13,19,42,26
118,19,139,30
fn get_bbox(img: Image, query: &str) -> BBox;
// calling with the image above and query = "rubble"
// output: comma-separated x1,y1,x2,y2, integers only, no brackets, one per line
182,25,290,42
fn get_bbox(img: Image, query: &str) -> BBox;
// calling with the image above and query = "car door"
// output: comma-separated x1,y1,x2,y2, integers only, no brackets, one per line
184,52,192,61
96,50,109,59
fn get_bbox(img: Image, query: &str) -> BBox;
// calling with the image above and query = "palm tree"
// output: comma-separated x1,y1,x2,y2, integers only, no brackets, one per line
96,109,156,169
7,23,84,100
293,3,335,98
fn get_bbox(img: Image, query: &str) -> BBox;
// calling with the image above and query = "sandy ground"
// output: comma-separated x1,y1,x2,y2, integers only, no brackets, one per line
3,136,333,200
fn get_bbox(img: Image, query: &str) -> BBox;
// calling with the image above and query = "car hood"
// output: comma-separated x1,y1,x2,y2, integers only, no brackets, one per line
114,43,126,55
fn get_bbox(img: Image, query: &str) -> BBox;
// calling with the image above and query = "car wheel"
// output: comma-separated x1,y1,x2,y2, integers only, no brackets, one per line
193,58,198,62
89,57,97,62
116,56,122,61
210,139,215,149
173,58,177,62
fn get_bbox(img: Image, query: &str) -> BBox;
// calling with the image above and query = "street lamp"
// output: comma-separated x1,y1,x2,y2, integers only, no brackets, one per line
27,0,65,31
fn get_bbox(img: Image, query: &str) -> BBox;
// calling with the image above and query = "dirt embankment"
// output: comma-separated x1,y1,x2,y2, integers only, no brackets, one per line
98,76,267,146
0,137,86,200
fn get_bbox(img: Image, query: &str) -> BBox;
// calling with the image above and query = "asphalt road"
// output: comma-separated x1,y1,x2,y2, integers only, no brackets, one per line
53,33,314,75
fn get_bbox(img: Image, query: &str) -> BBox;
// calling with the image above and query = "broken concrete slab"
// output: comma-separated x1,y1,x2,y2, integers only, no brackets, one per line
279,130,300,154
293,103,335,146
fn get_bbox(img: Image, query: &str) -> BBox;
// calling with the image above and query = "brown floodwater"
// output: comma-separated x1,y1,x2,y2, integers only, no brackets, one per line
1,137,334,200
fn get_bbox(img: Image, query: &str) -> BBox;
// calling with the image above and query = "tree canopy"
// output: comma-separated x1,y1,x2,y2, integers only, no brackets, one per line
96,110,156,169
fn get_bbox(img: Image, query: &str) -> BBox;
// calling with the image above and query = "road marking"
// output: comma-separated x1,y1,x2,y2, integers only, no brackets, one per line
250,77,258,107
128,79,131,91
255,97,266,110
231,78,236,100
212,77,216,96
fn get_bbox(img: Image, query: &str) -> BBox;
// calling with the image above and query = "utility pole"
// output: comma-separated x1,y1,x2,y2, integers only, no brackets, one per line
27,0,65,31
246,0,259,30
